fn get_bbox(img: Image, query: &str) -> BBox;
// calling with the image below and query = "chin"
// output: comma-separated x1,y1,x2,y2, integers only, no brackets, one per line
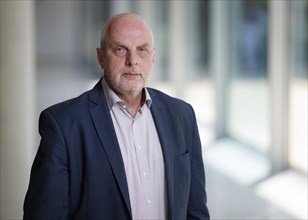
122,86,143,94
120,82,144,92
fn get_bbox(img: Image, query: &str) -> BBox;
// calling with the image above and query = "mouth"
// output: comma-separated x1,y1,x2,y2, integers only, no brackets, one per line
122,72,141,78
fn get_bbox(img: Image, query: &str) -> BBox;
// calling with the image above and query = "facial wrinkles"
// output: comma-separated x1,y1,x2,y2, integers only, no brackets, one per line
104,55,145,94
111,17,153,50
103,16,154,96
106,47,144,76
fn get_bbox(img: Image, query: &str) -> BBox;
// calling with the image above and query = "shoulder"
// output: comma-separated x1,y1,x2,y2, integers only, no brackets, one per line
45,90,91,116
37,88,98,137
38,87,98,131
43,80,102,119
147,87,195,116
148,88,188,104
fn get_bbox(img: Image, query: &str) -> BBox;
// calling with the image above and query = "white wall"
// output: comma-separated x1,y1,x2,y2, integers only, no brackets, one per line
0,1,36,219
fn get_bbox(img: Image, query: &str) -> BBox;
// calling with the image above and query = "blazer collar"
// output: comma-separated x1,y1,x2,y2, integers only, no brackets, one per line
88,79,132,217
148,89,174,220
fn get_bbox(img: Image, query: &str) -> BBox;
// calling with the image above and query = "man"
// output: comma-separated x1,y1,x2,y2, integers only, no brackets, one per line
24,13,210,220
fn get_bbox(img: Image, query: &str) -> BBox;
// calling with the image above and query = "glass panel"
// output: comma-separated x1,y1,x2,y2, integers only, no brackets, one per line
238,0,268,77
136,1,214,147
181,1,215,147
227,0,270,154
289,0,308,173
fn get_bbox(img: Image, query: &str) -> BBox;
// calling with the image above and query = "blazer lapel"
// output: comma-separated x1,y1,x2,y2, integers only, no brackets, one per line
149,90,174,220
88,81,132,217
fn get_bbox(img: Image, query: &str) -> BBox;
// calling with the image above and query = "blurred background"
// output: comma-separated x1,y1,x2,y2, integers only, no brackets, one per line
1,0,307,219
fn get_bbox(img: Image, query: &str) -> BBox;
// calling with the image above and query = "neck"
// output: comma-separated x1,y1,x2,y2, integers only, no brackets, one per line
118,89,146,117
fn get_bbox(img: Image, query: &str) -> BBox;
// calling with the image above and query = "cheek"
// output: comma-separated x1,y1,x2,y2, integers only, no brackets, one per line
106,58,124,72
143,60,154,73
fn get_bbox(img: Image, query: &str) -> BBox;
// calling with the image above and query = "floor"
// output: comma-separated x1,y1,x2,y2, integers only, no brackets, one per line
205,165,300,220
204,139,307,220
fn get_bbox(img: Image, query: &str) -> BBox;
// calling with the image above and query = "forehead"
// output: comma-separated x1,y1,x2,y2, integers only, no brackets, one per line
107,16,153,46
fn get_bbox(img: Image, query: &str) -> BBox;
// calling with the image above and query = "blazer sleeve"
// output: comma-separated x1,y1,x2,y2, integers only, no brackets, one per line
23,110,69,220
187,106,210,220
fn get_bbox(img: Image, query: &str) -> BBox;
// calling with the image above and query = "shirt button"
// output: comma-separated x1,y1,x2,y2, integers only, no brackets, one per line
138,145,142,150
147,199,151,204
143,172,147,176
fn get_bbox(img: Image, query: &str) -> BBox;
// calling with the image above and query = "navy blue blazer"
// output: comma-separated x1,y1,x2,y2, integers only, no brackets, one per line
24,79,210,220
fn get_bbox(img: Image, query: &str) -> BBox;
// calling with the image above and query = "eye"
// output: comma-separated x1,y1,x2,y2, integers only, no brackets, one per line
138,47,145,52
113,47,126,55
137,47,149,54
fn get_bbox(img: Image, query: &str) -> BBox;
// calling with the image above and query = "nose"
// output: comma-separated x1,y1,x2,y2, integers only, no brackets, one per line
125,51,138,66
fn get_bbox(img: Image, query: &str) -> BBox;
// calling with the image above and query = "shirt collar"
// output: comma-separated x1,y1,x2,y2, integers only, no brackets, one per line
101,77,152,110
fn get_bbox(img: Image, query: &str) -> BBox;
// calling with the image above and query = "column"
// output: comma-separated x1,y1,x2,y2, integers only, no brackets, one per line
209,1,230,138
169,1,188,98
0,1,36,219
268,0,290,173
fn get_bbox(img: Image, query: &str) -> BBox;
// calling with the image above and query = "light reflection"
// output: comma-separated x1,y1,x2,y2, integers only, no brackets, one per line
256,170,308,220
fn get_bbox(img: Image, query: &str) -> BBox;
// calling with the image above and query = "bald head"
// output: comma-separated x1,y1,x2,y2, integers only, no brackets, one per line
100,13,154,50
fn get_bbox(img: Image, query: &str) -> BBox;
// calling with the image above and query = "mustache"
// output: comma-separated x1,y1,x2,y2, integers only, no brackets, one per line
122,68,142,74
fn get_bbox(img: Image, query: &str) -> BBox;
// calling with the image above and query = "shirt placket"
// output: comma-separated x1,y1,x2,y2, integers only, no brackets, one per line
131,114,153,214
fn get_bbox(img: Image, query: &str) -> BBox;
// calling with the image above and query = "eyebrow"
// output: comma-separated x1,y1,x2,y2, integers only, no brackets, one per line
109,41,126,48
110,41,151,48
137,43,151,48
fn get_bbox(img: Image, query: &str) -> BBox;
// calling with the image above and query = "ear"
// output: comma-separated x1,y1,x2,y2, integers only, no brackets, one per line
96,48,105,69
